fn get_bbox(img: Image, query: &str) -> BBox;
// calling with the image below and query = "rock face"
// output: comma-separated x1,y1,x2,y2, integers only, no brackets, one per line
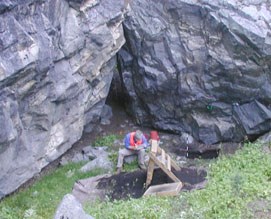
118,0,271,144
54,193,94,219
0,0,126,198
1,0,271,200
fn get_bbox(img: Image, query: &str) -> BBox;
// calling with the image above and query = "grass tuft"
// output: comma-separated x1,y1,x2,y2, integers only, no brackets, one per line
0,162,105,219
93,134,121,147
85,195,172,219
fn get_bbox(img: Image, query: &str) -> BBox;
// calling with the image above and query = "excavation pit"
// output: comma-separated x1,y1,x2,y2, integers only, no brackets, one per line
143,182,183,197
96,167,207,201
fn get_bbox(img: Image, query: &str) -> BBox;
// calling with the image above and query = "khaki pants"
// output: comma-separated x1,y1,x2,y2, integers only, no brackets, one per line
117,148,145,168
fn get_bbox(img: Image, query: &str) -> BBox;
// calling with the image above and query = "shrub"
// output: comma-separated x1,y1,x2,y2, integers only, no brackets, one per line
94,134,121,147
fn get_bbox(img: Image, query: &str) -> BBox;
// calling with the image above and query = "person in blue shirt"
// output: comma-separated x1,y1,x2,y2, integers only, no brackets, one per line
116,130,148,174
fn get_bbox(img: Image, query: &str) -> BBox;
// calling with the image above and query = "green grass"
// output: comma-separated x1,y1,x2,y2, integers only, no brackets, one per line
172,142,271,219
109,150,140,172
0,162,105,219
1,142,271,219
123,159,139,172
93,134,122,147
85,195,173,219
85,142,271,219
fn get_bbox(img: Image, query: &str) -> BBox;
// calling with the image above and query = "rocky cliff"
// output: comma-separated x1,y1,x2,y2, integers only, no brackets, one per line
119,0,271,144
0,0,126,199
1,0,271,199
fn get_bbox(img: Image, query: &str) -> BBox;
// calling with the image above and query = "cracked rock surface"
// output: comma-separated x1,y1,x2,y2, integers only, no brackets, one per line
0,0,126,199
118,0,271,144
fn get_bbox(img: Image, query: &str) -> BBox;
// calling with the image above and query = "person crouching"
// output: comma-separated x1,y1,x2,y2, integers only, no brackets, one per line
116,130,147,174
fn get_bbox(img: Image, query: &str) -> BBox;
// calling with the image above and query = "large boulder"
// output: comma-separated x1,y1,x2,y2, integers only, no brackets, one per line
118,0,271,144
0,0,127,198
54,193,94,219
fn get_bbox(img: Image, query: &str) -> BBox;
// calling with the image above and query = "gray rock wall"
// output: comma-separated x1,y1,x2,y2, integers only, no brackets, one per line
1,0,271,199
0,0,126,198
119,0,271,144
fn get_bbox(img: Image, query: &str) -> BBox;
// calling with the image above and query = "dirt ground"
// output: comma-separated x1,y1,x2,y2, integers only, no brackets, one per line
97,168,207,200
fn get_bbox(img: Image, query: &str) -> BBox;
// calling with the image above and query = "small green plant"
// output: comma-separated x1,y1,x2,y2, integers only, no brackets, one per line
123,159,139,172
109,151,140,172
85,195,172,219
231,172,244,196
94,134,121,147
108,151,118,164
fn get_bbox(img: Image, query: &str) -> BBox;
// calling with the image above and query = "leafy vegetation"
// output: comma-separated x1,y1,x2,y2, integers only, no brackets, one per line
85,142,271,219
171,142,271,219
1,142,270,219
108,148,139,172
93,134,121,147
85,195,172,219
0,162,105,219
123,159,140,172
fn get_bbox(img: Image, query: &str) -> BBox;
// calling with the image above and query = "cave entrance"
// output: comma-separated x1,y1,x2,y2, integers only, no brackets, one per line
101,56,137,134
105,58,127,108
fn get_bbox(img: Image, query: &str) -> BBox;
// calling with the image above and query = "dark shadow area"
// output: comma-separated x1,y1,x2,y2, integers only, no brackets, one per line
173,144,220,159
106,60,128,109
184,149,220,159
97,168,207,201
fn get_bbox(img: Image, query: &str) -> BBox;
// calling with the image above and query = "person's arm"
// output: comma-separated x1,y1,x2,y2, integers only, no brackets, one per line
137,135,147,148
124,133,133,150
135,135,148,150
142,135,148,148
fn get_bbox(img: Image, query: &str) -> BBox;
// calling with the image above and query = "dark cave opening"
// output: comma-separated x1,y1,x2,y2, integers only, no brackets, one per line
105,53,135,124
105,52,127,105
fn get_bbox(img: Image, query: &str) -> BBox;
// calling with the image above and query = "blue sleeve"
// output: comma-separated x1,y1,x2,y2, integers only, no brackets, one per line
142,135,148,148
124,133,131,149
123,133,148,149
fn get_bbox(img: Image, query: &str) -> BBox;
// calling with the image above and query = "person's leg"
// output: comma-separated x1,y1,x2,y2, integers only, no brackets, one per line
117,148,135,170
137,149,146,170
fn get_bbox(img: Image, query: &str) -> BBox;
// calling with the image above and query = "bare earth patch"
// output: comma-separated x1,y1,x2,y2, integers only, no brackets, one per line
73,168,207,203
